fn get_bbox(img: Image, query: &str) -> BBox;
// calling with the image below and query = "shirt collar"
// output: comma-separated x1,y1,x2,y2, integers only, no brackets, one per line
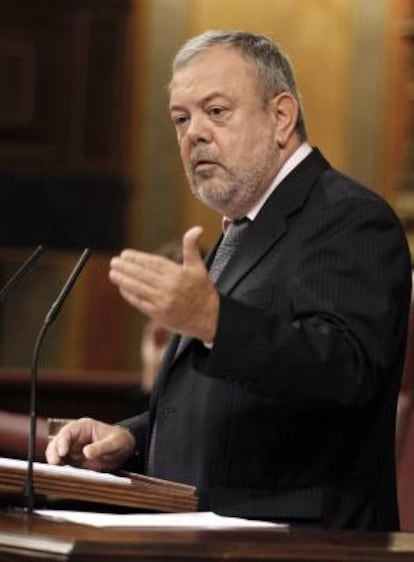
246,142,312,221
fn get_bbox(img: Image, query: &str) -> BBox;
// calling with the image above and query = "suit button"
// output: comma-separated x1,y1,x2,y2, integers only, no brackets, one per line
162,407,176,416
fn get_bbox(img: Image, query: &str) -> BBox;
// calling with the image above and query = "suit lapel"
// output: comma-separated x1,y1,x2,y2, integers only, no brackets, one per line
215,205,286,293
216,148,330,294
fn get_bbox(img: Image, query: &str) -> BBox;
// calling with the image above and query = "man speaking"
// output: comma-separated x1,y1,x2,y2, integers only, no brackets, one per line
47,30,412,531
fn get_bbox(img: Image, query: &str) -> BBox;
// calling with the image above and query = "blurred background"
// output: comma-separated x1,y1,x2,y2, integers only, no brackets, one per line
0,0,413,526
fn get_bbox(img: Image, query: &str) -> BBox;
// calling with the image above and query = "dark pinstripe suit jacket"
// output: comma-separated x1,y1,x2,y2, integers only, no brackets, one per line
121,148,412,531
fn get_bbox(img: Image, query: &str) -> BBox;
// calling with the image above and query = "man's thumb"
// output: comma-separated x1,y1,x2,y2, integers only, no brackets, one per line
182,226,204,266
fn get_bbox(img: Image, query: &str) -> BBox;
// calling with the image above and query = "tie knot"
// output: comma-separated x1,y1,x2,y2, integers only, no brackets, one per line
233,217,250,227
223,217,250,244
209,217,250,283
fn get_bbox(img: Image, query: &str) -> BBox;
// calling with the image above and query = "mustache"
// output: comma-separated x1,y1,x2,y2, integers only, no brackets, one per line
190,149,221,171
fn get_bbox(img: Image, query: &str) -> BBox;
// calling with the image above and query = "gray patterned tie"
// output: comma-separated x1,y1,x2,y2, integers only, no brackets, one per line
208,217,250,283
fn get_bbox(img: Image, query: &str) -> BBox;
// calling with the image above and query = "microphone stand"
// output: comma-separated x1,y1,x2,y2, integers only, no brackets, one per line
24,321,49,513
0,246,44,303
24,248,91,514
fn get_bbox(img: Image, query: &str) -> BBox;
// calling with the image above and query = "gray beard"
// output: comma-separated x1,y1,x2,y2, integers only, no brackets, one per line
189,172,239,209
188,174,266,219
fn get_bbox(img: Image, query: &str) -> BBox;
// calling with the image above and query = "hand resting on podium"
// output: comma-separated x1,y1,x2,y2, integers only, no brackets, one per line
45,417,136,472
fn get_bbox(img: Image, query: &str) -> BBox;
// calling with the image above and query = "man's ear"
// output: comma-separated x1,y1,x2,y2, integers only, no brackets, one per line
269,92,299,147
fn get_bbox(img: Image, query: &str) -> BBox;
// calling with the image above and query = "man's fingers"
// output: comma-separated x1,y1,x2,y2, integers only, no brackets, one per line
45,429,71,464
83,434,119,460
56,437,70,459
46,419,95,465
45,443,61,465
85,426,135,460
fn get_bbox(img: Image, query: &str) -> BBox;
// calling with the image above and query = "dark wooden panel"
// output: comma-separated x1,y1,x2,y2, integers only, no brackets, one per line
0,9,73,166
0,1,137,374
0,0,133,250
0,368,146,424
82,11,131,168
0,0,132,171
0,39,35,128
0,171,130,250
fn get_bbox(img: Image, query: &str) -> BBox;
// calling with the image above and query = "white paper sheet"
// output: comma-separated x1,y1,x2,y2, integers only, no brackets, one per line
0,456,130,486
35,509,286,529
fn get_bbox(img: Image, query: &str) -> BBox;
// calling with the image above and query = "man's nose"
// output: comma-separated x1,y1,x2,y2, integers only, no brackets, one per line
186,115,212,144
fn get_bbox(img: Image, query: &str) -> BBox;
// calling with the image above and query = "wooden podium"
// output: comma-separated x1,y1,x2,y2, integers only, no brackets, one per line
1,457,414,561
1,509,414,561
0,457,197,513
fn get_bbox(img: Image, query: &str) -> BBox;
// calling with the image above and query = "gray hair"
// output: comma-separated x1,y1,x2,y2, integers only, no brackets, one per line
172,30,307,141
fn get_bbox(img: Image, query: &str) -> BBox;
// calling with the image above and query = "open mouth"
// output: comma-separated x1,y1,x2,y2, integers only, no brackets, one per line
196,160,216,168
193,159,219,173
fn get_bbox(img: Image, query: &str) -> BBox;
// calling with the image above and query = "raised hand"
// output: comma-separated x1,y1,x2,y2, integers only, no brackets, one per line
109,226,219,343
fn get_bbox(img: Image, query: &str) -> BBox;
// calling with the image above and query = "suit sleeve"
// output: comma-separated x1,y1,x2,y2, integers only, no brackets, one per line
196,196,411,408
117,411,149,470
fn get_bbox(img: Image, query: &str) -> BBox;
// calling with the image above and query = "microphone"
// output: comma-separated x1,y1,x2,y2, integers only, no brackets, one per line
24,248,91,513
44,248,91,326
0,245,44,303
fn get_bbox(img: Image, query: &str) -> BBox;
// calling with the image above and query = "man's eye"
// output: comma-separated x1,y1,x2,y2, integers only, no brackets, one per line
208,106,225,117
173,115,188,126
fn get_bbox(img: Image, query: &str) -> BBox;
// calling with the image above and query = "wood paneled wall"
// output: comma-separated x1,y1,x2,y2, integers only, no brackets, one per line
0,0,132,172
0,0,137,372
